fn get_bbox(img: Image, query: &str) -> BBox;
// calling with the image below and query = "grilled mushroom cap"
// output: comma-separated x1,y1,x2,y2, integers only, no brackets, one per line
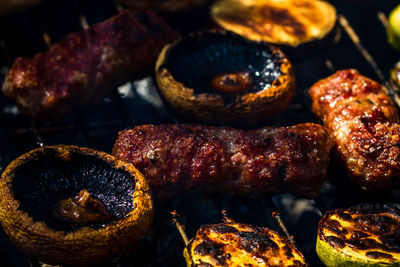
317,204,400,266
210,0,339,50
184,221,307,266
0,145,153,266
155,30,295,127
116,0,208,12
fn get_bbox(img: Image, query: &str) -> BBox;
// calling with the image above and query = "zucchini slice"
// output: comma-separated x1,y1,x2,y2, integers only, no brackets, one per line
317,204,400,267
388,4,400,51
210,0,337,48
184,221,307,266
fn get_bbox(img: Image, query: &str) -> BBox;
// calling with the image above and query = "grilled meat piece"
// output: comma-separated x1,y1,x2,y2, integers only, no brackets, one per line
112,123,332,198
184,220,307,266
309,69,400,191
2,10,176,120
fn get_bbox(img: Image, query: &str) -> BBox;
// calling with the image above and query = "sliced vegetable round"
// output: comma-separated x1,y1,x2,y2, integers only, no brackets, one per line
0,145,153,266
184,221,307,266
317,204,400,267
155,30,295,127
388,4,400,51
211,0,339,49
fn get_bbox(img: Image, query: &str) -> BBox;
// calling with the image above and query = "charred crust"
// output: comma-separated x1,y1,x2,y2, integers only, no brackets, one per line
186,222,307,266
319,204,400,256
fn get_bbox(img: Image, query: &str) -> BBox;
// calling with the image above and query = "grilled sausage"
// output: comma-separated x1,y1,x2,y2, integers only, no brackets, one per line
2,10,176,120
309,69,400,191
112,123,332,198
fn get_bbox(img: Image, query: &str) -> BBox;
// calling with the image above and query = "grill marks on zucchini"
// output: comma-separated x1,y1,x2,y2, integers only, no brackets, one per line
184,222,307,266
317,204,400,266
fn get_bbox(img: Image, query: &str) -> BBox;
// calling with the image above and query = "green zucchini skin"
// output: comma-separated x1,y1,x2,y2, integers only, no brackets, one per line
317,236,400,267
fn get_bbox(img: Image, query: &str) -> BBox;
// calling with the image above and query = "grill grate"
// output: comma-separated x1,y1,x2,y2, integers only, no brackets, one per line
0,0,399,266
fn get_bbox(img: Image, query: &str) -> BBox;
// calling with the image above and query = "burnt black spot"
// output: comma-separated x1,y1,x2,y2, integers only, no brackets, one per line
325,236,345,249
211,224,238,234
325,220,348,236
366,251,393,259
237,231,278,254
260,6,306,37
351,231,368,239
337,212,352,221
196,263,213,267
194,241,226,265
380,236,400,252
347,238,383,251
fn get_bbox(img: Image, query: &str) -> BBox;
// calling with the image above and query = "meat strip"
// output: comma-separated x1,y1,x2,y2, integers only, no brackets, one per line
309,69,400,190
113,123,332,198
2,10,176,120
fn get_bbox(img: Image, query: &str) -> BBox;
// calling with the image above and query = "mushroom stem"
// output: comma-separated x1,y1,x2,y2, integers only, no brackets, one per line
56,189,112,225
210,72,252,93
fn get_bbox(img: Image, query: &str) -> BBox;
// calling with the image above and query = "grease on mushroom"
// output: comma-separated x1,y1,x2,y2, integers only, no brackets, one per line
55,190,112,225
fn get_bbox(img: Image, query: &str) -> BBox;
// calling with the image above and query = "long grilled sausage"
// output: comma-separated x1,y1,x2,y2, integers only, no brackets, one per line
2,10,176,120
112,123,332,198
309,69,400,190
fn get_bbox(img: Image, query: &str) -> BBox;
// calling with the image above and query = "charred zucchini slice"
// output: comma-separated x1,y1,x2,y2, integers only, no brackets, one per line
184,221,307,266
210,0,338,48
156,30,295,127
388,5,400,51
0,145,153,266
317,204,400,267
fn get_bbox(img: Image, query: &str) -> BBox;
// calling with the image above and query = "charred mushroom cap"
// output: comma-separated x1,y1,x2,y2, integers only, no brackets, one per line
155,30,295,127
184,221,307,266
210,0,340,53
0,145,153,266
115,0,209,12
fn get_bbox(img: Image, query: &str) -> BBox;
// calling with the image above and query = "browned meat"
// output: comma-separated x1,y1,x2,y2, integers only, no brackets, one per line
112,123,332,198
2,10,176,120
309,69,400,191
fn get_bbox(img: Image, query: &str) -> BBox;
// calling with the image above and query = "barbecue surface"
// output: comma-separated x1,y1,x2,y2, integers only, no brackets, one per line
0,0,400,266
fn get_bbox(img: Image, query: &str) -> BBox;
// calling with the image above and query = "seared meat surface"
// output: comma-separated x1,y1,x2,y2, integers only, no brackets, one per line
309,69,400,190
112,123,332,198
2,10,175,120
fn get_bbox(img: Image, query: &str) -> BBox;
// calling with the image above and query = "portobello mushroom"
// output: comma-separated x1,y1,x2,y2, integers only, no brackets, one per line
317,204,400,266
0,145,153,266
155,30,295,127
184,218,307,266
210,0,340,55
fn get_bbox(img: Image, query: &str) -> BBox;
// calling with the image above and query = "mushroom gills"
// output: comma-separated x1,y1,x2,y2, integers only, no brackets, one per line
12,150,135,231
165,33,283,96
